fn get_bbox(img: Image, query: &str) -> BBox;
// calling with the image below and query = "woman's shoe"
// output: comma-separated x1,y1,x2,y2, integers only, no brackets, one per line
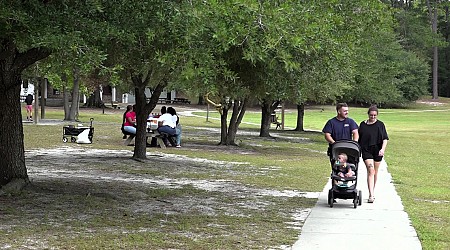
368,197,375,203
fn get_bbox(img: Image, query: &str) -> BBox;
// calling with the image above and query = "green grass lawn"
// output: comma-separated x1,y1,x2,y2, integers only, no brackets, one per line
15,99,450,249
192,99,450,249
13,106,328,249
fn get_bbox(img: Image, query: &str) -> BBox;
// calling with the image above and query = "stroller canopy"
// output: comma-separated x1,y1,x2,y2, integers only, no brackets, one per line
332,140,361,163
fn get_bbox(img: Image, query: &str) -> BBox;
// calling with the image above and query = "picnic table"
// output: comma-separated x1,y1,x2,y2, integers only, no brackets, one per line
123,118,167,148
172,97,191,104
123,132,168,148
145,98,171,104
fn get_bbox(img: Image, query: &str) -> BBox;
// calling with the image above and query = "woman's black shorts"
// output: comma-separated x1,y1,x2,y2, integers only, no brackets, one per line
362,145,383,162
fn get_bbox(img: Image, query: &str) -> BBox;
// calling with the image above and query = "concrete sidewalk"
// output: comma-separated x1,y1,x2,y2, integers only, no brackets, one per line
291,160,422,250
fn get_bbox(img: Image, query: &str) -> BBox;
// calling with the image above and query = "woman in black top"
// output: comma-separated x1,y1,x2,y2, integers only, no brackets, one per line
24,94,34,121
358,105,389,203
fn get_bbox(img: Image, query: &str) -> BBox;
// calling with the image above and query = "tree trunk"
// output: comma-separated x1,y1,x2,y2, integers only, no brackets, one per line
131,71,166,160
39,78,46,119
433,46,438,99
219,107,229,145
445,6,450,98
33,80,39,124
0,78,29,187
65,68,81,121
260,100,272,137
133,80,148,160
0,39,49,188
427,0,439,99
218,98,247,145
62,75,71,120
259,99,280,137
197,94,204,105
225,98,247,145
294,103,305,131
33,77,42,121
86,87,104,108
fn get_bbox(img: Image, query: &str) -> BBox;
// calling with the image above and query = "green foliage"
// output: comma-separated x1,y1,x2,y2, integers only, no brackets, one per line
1,1,113,96
389,1,450,99
395,8,443,60
0,1,106,52
101,0,185,83
345,4,430,105
350,33,419,104
180,0,393,105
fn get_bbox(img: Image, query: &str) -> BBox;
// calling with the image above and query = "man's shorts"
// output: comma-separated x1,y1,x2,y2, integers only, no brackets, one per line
362,145,383,162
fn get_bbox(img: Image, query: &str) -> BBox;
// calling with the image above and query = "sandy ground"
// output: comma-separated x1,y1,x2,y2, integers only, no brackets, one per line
2,105,325,248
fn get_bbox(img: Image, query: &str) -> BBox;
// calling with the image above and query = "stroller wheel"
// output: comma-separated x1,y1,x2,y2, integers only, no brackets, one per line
327,190,331,205
353,193,358,208
358,190,362,206
71,137,76,143
328,190,334,208
62,137,68,143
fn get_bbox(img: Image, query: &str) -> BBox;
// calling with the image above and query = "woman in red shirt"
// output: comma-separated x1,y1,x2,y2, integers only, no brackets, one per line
123,105,136,134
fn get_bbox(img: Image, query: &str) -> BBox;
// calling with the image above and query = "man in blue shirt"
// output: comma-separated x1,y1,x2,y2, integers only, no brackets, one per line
322,103,359,164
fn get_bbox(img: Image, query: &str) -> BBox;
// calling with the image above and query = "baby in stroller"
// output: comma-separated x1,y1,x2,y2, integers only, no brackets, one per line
328,140,362,208
335,153,355,178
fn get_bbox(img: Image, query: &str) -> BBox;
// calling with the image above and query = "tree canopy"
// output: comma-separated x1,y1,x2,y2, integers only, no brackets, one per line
1,0,447,188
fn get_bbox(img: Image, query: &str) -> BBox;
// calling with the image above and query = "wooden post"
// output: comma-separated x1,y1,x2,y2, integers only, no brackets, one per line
33,81,39,124
40,78,46,119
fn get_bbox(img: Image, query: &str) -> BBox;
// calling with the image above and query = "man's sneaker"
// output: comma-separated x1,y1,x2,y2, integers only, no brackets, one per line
176,145,181,148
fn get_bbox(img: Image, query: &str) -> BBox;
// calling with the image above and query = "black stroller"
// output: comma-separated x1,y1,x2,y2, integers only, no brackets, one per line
327,140,362,208
62,118,94,143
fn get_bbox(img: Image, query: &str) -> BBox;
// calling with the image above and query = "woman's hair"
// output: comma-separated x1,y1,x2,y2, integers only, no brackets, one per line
161,106,167,114
167,107,176,116
368,105,378,114
126,105,133,112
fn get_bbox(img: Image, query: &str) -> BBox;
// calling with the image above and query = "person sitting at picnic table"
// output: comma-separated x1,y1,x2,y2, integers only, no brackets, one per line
168,107,182,148
157,107,176,142
121,105,133,138
123,105,136,135
157,106,166,117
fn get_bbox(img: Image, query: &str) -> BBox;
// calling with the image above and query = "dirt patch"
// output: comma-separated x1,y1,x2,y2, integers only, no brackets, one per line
6,106,325,248
1,146,318,249
25,147,318,211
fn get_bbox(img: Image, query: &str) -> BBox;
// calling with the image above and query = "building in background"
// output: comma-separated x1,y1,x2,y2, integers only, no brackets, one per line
20,79,190,106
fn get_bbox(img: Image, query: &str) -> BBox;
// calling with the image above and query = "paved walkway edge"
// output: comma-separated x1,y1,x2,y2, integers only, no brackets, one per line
291,159,422,250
